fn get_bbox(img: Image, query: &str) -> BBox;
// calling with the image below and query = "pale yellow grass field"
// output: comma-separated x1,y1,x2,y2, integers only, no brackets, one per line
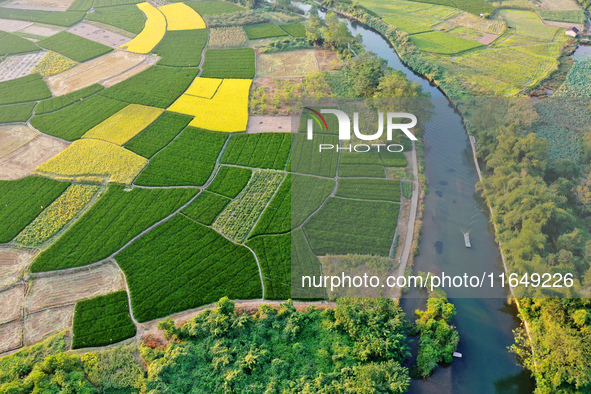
0,247,36,290
24,305,74,345
0,320,23,353
0,285,25,325
0,125,37,159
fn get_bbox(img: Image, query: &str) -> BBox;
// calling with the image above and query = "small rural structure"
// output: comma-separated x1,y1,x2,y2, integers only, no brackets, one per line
566,27,580,38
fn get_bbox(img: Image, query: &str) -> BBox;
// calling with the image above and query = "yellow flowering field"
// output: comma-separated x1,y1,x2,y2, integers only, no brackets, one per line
15,184,101,247
120,3,166,54
184,77,222,99
32,51,77,77
160,3,206,30
82,104,163,145
35,139,148,184
168,78,251,132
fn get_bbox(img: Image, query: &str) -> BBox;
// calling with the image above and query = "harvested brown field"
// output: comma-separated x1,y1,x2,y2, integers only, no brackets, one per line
256,49,318,78
246,116,292,133
540,0,580,10
478,33,500,45
24,304,74,345
0,320,23,353
542,20,584,30
315,49,341,71
0,134,70,180
0,125,38,158
6,0,75,11
0,247,36,290
0,285,25,324
45,50,148,95
0,51,47,82
24,261,126,313
0,18,33,32
68,23,131,49
83,20,136,39
20,24,64,37
101,55,158,87
208,26,248,48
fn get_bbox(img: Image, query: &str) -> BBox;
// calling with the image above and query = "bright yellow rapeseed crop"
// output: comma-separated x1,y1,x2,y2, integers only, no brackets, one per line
35,139,148,185
32,51,77,77
168,78,251,132
82,104,163,145
15,184,100,247
184,77,222,99
160,3,206,30
120,2,166,54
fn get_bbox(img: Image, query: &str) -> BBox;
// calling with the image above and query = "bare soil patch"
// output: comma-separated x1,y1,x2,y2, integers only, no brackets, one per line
0,125,37,158
6,0,75,11
0,320,23,353
68,23,131,49
83,20,136,39
478,33,500,45
24,261,126,313
315,49,341,71
45,50,148,95
540,0,580,10
24,304,74,345
20,23,64,37
0,285,25,324
247,115,293,133
0,247,36,290
0,134,70,180
101,55,159,87
256,49,319,78
0,51,47,83
0,18,33,33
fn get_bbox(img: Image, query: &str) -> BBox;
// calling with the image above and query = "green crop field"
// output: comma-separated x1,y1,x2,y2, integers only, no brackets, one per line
291,227,324,298
85,4,146,34
37,31,112,62
185,0,245,15
207,166,252,198
290,134,339,178
335,179,401,202
154,30,208,67
340,151,408,167
410,31,483,55
0,7,85,26
31,95,127,141
382,15,431,35
244,23,288,40
280,22,307,38
116,215,262,322
72,291,136,349
182,191,230,225
200,48,255,79
69,0,141,11
0,177,69,243
135,128,227,186
338,164,386,178
214,170,284,242
100,66,199,108
0,74,51,106
221,133,291,170
124,112,192,158
0,32,40,56
405,0,494,15
498,10,558,41
35,84,104,115
303,197,399,256
30,186,198,272
538,10,585,25
246,233,290,299
0,102,36,123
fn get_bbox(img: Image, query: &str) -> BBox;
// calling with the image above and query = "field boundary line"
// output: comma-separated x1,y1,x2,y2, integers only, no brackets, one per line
244,171,287,241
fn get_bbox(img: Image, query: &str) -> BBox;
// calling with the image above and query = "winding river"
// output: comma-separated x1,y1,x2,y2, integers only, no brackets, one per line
295,3,536,392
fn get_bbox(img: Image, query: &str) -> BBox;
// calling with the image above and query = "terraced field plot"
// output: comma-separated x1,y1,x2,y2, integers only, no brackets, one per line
31,51,76,77
208,26,248,48
0,8,85,27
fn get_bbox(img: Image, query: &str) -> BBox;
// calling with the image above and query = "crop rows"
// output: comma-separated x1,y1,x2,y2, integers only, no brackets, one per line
290,227,324,299
207,166,252,198
0,177,69,243
338,164,386,178
31,95,128,141
72,291,136,349
200,48,255,79
100,65,199,108
30,185,198,272
0,102,35,123
38,32,112,62
15,184,100,247
182,191,230,225
280,22,307,38
208,26,248,48
0,74,51,106
154,29,207,67
221,133,291,170
409,31,483,55
214,170,284,243
0,7,85,27
290,134,339,178
246,233,291,300
340,150,408,167
35,84,104,115
335,178,401,202
0,32,40,56
185,0,245,16
135,127,227,186
405,0,494,15
117,215,262,322
35,139,148,184
82,104,164,146
244,23,288,40
85,4,146,34
122,3,166,54
303,197,399,257
538,10,586,24
124,112,192,158
160,3,206,30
